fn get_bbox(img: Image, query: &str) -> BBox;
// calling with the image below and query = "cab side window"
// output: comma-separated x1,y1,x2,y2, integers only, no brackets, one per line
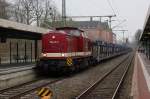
70,30,81,37
84,32,88,38
81,32,88,38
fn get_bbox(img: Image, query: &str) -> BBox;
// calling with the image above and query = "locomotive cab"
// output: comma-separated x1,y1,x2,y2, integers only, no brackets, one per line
41,31,68,58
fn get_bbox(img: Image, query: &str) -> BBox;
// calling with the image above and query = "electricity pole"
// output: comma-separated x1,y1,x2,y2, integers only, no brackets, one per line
108,16,112,29
62,0,116,28
62,0,66,26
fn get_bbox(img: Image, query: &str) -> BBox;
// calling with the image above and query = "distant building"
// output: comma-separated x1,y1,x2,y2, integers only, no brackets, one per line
73,21,114,43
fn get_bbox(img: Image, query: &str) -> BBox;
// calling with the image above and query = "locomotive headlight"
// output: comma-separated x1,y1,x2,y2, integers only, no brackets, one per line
52,36,55,39
42,53,47,57
61,53,65,57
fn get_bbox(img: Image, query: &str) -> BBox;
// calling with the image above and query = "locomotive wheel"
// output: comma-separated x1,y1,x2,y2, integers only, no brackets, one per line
61,66,73,75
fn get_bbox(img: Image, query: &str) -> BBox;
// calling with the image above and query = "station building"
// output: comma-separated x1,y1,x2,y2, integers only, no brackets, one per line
0,19,49,65
74,21,115,43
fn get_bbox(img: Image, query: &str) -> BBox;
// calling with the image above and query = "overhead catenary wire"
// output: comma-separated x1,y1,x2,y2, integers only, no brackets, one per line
106,0,125,26
106,0,128,43
106,0,116,15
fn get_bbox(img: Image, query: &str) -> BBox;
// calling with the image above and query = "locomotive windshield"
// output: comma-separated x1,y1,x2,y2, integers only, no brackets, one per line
56,27,83,37
82,32,88,38
56,30,66,34
57,30,81,36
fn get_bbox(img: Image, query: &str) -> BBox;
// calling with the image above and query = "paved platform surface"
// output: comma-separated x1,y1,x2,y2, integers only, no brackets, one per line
131,52,150,99
0,63,35,75
0,63,35,69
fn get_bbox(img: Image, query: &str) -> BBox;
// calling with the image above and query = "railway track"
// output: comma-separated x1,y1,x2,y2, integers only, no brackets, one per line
0,53,132,99
0,78,63,99
75,54,134,99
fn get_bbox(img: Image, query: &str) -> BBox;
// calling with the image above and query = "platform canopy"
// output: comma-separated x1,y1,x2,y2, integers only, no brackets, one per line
0,19,50,40
140,6,150,41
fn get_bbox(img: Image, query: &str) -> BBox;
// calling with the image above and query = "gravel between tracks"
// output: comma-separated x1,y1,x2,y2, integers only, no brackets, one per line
21,54,130,99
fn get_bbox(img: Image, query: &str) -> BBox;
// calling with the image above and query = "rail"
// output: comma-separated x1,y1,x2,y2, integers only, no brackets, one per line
75,53,134,99
0,78,63,99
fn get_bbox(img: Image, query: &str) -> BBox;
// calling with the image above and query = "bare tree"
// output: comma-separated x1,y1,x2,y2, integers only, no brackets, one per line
8,0,61,27
22,0,35,25
0,0,10,19
40,0,61,28
43,0,52,22
32,0,44,26
12,0,35,25
12,0,25,23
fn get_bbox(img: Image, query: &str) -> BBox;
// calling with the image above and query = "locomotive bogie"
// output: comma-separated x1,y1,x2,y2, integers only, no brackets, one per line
35,56,92,74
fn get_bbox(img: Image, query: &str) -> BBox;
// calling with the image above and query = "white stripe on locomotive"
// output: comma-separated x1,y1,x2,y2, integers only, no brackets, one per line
41,51,92,57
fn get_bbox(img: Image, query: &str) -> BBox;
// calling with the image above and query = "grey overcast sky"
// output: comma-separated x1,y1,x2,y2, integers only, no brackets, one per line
53,0,150,41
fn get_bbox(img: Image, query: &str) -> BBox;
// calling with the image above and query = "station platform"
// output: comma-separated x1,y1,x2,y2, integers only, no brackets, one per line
0,63,35,75
131,52,150,99
0,63,36,90
0,63,35,69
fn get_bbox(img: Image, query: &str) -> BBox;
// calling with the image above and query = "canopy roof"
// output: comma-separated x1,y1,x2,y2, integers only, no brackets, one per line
140,6,150,41
0,19,50,40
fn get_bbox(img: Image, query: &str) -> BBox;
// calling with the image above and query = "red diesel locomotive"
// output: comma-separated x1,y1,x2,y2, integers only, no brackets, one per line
35,27,130,74
36,27,92,72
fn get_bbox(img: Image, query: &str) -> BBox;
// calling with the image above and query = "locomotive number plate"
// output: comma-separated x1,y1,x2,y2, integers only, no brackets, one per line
49,41,59,44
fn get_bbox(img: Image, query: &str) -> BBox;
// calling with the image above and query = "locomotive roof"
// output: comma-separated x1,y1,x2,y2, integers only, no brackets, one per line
56,27,84,32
